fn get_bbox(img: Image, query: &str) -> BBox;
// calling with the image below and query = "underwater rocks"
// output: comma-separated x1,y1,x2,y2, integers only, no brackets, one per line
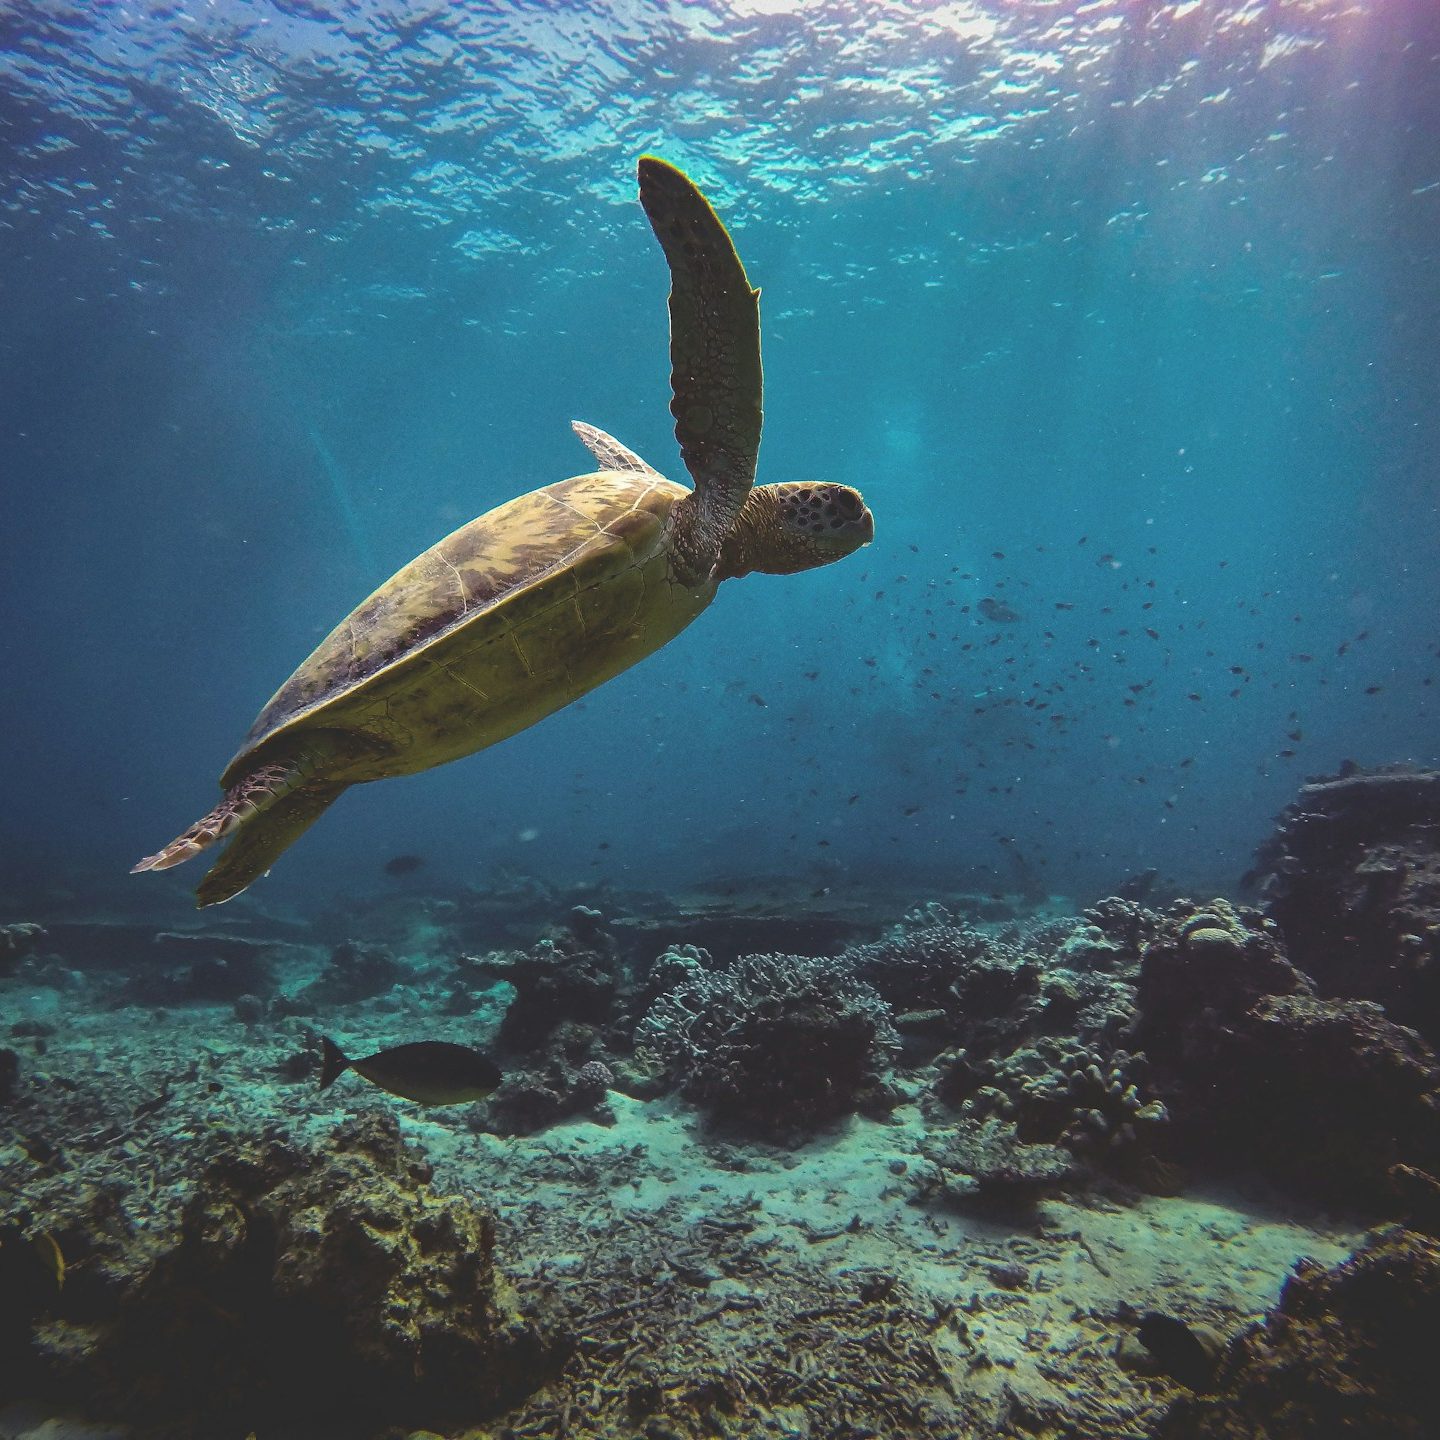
1136,899,1440,1207
1154,1226,1440,1439
118,929,282,1005
610,895,879,968
7,1111,562,1436
463,933,622,1053
297,937,406,1006
0,922,45,975
475,1029,618,1137
1135,899,1306,1055
637,951,898,1141
1250,764,1440,1045
1122,1312,1227,1393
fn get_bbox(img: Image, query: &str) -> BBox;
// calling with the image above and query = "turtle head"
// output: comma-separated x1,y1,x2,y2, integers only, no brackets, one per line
715,481,874,580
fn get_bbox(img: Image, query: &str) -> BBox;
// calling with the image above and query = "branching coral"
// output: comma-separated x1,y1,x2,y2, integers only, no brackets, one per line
936,1035,1167,1167
846,920,994,1013
637,952,897,1140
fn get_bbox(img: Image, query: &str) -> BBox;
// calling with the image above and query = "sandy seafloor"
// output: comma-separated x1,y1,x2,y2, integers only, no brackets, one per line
0,894,1365,1440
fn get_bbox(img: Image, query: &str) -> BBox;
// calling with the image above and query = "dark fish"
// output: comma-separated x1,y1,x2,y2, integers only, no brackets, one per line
383,854,425,877
1116,868,1159,901
319,1037,501,1107
978,596,1022,623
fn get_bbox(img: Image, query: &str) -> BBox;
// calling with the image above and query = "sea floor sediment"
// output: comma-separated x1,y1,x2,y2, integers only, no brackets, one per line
3,825,1438,1438
2,995,1358,1440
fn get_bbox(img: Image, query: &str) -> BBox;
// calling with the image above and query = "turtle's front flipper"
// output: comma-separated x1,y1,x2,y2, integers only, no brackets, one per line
195,782,346,907
132,755,319,875
638,156,762,573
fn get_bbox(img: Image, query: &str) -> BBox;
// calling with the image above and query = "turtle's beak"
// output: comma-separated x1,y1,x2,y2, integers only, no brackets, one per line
833,486,874,547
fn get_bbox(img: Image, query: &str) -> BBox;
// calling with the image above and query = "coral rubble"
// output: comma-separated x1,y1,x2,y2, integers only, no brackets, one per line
917,1116,1076,1210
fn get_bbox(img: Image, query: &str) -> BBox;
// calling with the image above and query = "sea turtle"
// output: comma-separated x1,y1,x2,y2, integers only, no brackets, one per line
133,156,875,907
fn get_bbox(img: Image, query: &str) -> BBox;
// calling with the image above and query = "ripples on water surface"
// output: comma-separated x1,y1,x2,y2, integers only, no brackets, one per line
5,1,1426,304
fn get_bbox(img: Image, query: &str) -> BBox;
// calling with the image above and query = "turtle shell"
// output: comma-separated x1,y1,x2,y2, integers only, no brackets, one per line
221,470,710,788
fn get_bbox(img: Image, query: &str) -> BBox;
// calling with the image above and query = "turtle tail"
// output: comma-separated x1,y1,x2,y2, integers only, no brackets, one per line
131,760,314,876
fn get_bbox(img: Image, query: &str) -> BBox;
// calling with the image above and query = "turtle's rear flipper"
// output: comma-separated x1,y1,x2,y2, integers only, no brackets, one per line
195,783,347,908
132,758,318,875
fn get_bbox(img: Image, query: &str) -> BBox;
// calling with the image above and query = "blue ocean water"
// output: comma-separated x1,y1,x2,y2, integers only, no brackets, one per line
2,0,1437,916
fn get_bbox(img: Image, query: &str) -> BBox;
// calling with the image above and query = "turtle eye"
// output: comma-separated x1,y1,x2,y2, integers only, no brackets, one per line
834,489,864,519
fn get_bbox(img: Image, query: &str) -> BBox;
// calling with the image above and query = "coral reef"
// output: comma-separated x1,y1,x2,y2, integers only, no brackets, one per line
1015,1043,1168,1159
1249,764,1440,1045
9,868,1416,1440
3,1111,562,1435
861,909,1164,1177
1155,1226,1440,1439
1133,899,1304,1052
848,916,999,1015
855,910,1140,1054
1135,898,1440,1206
637,951,898,1140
